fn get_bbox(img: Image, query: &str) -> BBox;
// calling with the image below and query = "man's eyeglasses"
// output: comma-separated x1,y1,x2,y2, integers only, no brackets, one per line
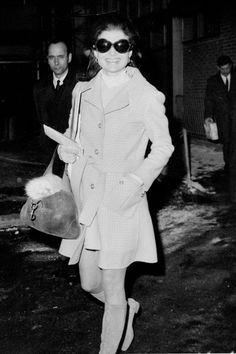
93,39,132,54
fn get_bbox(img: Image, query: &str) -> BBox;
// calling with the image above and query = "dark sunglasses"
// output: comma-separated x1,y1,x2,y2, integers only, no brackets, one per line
94,39,132,53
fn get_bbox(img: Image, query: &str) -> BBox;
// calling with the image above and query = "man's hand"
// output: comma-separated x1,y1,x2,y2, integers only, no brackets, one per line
204,117,214,124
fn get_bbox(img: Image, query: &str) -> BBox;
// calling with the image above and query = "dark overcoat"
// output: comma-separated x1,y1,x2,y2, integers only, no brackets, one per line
33,69,78,175
204,72,236,142
204,70,236,201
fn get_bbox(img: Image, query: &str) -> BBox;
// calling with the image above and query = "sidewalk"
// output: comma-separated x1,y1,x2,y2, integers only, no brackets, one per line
0,136,224,230
0,139,46,229
1,138,236,353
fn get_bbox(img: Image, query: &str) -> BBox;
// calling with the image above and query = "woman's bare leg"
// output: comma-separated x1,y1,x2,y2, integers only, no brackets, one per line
79,249,140,352
79,248,105,302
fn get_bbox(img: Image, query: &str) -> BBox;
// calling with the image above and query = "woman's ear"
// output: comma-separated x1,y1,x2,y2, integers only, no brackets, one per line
94,50,98,61
128,50,133,59
68,53,72,63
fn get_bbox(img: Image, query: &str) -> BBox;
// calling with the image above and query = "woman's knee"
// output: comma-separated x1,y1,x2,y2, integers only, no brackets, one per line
80,276,101,293
79,249,102,293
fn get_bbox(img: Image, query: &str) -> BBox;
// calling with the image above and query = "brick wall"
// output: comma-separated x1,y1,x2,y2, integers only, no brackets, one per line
183,11,236,137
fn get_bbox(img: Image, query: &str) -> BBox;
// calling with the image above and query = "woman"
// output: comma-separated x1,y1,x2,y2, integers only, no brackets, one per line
58,15,174,354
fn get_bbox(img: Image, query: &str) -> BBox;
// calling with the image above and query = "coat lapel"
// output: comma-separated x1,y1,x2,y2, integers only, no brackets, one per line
217,73,228,91
104,88,129,115
82,75,103,112
103,68,145,115
79,68,146,119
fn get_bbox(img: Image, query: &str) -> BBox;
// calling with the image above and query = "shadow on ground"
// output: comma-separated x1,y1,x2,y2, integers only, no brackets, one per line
0,166,236,353
0,136,236,353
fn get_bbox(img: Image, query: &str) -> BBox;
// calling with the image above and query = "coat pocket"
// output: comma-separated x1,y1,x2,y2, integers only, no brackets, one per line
103,174,145,213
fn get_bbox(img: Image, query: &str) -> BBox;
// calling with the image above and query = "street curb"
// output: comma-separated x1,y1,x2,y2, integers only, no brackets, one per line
0,155,45,166
0,214,28,231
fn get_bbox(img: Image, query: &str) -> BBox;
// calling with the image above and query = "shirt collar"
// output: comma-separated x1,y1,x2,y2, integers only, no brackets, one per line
53,69,68,88
221,73,231,83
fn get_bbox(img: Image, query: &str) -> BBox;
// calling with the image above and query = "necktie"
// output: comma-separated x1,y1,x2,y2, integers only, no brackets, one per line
55,80,60,91
225,77,229,91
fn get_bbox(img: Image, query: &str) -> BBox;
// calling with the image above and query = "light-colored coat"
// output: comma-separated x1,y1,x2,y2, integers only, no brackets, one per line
59,67,174,268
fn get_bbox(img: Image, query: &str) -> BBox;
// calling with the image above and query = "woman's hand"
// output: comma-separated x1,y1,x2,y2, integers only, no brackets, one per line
57,144,82,164
103,174,145,214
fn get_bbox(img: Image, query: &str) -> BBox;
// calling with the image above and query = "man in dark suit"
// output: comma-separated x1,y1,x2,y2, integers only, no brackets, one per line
33,39,80,283
34,38,78,176
204,55,236,202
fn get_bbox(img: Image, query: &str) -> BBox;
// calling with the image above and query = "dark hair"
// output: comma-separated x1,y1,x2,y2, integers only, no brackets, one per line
47,38,72,55
86,14,141,79
217,55,233,67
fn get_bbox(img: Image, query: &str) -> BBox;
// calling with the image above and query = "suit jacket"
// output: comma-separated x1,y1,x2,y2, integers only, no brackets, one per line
204,70,236,142
33,69,78,175
59,67,174,265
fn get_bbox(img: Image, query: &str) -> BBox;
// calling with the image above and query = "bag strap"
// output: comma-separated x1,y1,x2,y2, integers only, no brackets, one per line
70,89,82,141
43,149,57,175
42,88,83,179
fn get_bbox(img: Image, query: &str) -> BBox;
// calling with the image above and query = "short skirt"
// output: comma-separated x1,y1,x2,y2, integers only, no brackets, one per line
79,162,158,269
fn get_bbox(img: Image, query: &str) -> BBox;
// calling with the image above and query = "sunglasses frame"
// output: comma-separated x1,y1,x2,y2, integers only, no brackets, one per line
93,39,132,54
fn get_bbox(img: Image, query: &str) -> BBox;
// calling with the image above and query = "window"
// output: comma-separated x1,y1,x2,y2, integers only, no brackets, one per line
150,24,166,49
183,11,220,42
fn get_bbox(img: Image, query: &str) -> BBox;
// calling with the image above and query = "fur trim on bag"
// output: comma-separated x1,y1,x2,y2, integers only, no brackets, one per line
25,173,64,200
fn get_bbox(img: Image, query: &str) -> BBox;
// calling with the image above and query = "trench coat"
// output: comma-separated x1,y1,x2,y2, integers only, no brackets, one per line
59,67,174,268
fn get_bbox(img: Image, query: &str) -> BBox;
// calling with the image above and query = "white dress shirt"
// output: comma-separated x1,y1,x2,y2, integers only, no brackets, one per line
221,73,231,91
53,69,68,88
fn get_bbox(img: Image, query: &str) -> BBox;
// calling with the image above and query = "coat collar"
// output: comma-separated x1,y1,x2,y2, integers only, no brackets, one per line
80,67,146,114
81,73,103,111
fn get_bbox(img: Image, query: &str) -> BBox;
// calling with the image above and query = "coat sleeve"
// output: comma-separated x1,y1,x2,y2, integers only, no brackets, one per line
33,82,43,127
204,78,215,119
133,90,174,191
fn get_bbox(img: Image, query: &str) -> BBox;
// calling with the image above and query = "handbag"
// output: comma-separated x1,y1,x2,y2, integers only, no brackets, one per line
20,91,83,239
20,156,81,239
204,121,219,141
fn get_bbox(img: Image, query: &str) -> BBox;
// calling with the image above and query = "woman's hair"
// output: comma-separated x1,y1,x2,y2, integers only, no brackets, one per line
86,14,141,79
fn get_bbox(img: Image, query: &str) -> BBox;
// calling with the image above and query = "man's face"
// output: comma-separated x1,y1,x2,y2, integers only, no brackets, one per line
218,63,232,77
47,42,72,78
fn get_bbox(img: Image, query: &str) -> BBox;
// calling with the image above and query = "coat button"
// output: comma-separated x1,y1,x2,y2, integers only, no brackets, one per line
94,149,99,155
90,183,95,189
98,122,102,128
141,192,145,198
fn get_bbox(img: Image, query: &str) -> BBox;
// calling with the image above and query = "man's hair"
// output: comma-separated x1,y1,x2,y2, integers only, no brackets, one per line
217,55,233,67
47,38,72,54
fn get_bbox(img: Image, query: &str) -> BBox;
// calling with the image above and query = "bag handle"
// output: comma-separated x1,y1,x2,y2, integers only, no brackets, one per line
70,89,82,142
43,149,57,175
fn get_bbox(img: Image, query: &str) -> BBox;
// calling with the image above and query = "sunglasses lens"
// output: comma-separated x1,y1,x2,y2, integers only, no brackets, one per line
95,39,131,53
114,40,130,53
95,39,111,53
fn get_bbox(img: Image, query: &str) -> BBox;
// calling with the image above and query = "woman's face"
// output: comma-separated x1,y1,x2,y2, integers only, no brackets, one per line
94,28,132,76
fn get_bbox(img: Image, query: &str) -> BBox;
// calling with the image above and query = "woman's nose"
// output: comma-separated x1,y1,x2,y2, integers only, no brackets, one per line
109,45,117,55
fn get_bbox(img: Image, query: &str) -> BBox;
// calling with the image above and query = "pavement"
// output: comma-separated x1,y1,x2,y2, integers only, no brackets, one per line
0,139,46,230
1,137,236,353
0,136,224,230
